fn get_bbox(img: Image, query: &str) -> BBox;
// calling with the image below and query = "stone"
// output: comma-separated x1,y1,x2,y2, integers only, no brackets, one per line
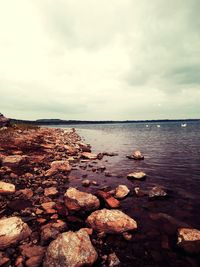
97,191,120,208
149,186,167,199
87,209,137,234
45,160,71,177
177,228,200,254
115,185,130,199
127,171,146,180
81,152,97,160
0,181,15,194
2,155,24,167
0,217,31,249
64,187,100,211
108,252,120,267
43,229,98,267
44,187,58,197
41,220,67,242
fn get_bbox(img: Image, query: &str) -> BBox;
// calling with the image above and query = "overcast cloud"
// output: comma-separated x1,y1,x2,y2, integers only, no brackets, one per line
0,0,199,120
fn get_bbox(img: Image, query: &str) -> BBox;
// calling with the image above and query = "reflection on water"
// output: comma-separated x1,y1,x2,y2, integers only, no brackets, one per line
58,121,200,266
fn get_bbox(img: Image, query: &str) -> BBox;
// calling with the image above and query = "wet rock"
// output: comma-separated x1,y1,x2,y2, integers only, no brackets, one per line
127,171,146,180
0,181,15,194
2,155,24,168
41,220,67,243
177,228,200,254
127,150,144,160
44,187,58,197
87,209,137,233
43,229,98,267
64,187,100,211
115,185,130,199
97,190,120,208
45,160,71,177
82,179,91,187
108,252,120,266
81,152,98,160
0,217,31,249
149,186,167,199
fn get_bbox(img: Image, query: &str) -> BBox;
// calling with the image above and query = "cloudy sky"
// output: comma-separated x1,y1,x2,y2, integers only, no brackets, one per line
0,0,199,120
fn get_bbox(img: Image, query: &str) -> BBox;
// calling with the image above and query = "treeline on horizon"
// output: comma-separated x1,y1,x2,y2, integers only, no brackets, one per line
10,118,200,126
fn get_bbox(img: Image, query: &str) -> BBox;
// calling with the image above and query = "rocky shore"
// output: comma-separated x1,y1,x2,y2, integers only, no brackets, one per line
0,123,200,266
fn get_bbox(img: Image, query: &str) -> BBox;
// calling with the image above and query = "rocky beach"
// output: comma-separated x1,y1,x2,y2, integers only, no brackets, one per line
0,117,200,267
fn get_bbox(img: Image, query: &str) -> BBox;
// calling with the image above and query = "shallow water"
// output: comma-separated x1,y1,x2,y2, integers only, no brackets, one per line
59,121,200,266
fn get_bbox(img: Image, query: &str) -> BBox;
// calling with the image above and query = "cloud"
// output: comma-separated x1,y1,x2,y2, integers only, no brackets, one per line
0,0,199,120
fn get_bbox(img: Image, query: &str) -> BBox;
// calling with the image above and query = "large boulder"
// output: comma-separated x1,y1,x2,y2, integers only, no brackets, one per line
86,209,137,234
177,228,200,254
43,229,98,267
45,160,71,177
0,217,32,249
0,181,15,194
64,187,100,211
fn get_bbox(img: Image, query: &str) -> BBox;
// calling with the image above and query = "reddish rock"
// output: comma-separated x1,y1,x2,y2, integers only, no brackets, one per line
87,209,137,234
0,217,31,249
64,187,100,211
43,229,97,267
0,181,15,194
97,190,120,208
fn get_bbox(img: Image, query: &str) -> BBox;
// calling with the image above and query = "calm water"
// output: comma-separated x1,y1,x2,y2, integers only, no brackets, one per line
57,122,200,266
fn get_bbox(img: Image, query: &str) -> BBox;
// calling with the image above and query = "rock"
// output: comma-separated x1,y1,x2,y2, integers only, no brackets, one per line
2,155,24,168
65,187,100,211
149,186,167,199
127,171,146,180
41,220,67,242
81,152,97,160
115,185,130,199
0,217,31,249
44,187,58,197
43,229,98,267
0,181,15,194
177,228,200,254
82,179,91,187
87,209,137,233
97,191,120,208
126,150,144,160
108,252,120,267
45,160,71,176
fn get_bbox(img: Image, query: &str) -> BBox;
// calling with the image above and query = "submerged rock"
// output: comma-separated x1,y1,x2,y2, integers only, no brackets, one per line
43,229,98,267
177,228,200,254
0,217,31,249
127,171,146,180
0,181,15,194
115,185,130,199
64,187,100,211
45,160,71,177
86,209,137,233
149,186,167,199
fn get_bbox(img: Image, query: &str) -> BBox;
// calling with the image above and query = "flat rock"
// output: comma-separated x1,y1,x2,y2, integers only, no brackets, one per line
115,185,130,199
0,181,15,194
86,209,137,233
64,187,100,211
81,152,97,160
97,191,120,208
45,160,71,177
0,217,31,249
177,227,200,254
127,171,146,180
43,229,98,267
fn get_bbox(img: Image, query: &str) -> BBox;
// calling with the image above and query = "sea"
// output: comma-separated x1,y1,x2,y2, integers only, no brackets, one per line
54,121,200,266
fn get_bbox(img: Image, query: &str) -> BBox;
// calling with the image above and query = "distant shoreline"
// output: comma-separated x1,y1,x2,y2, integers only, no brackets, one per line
10,118,200,126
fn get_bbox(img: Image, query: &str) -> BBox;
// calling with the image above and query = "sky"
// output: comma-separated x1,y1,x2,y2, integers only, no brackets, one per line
0,0,200,120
